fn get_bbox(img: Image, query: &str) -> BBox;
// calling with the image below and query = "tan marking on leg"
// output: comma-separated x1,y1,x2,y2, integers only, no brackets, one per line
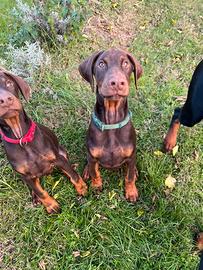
164,120,180,152
33,178,60,214
91,163,102,191
74,178,88,196
125,176,138,203
62,169,88,196
197,232,203,251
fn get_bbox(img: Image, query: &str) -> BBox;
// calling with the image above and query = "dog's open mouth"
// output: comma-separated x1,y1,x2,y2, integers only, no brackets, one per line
4,113,23,139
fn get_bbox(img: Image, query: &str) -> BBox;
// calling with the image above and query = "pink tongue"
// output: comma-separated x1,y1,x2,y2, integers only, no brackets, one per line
5,114,23,139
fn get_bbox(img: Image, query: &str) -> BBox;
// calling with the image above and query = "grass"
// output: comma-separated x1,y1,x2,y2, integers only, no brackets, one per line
0,0,16,57
0,0,203,269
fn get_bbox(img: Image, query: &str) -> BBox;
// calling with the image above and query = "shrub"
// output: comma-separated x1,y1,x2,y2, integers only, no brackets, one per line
6,41,51,83
11,0,86,47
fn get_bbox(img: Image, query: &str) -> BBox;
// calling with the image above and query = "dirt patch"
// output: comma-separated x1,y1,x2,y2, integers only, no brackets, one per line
83,1,142,49
0,240,15,269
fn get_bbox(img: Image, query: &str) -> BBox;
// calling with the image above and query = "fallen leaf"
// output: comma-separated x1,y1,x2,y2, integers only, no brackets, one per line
52,180,60,191
81,251,91,257
164,189,171,196
152,194,157,202
171,19,177,25
72,251,80,258
82,34,89,39
193,150,199,161
172,145,179,156
95,213,108,220
109,204,116,209
53,193,59,199
71,229,80,239
39,260,46,270
112,2,118,8
165,175,176,189
139,25,146,30
137,209,144,217
154,150,164,157
109,190,117,200
167,40,174,46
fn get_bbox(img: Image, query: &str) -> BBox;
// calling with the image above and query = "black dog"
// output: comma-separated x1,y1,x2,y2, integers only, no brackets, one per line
164,60,203,152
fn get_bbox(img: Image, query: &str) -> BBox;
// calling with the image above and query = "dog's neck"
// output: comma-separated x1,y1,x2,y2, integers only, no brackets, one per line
0,110,31,139
95,93,128,124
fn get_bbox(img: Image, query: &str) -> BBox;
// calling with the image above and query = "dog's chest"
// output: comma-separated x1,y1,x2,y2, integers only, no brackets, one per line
13,150,56,178
89,135,134,167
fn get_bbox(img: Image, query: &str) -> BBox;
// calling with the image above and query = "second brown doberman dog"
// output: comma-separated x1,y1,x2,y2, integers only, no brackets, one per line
0,68,87,214
79,48,143,202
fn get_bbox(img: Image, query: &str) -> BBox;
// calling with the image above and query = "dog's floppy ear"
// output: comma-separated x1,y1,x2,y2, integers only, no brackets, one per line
0,67,31,101
127,53,143,90
79,51,104,91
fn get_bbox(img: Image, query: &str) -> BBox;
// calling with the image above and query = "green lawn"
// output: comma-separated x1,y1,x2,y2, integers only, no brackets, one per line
0,0,203,269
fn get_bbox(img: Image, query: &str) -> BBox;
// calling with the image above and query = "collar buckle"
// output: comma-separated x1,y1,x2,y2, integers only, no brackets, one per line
19,138,28,147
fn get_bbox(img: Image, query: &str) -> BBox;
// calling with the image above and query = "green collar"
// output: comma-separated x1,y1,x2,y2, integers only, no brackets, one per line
92,111,132,131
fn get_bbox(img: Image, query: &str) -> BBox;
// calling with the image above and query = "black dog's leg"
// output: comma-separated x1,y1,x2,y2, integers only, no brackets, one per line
164,108,181,152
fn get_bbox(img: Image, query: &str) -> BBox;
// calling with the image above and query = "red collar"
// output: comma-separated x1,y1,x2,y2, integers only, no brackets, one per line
0,121,37,145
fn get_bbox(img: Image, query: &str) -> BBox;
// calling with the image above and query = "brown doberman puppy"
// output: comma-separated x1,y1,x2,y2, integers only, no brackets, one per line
0,68,87,214
79,48,142,202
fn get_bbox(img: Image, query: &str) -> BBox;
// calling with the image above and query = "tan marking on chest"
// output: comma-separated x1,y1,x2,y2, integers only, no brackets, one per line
90,145,133,159
90,147,104,158
16,163,29,175
43,152,56,161
120,147,133,157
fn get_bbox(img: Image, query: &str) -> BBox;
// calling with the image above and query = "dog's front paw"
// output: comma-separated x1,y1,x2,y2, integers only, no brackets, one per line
31,191,41,207
40,194,61,214
46,200,61,214
164,134,177,152
163,124,179,152
75,178,88,196
91,177,102,192
125,182,139,203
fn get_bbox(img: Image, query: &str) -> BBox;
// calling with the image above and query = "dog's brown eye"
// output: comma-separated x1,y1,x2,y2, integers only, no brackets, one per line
123,61,129,68
98,61,105,68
